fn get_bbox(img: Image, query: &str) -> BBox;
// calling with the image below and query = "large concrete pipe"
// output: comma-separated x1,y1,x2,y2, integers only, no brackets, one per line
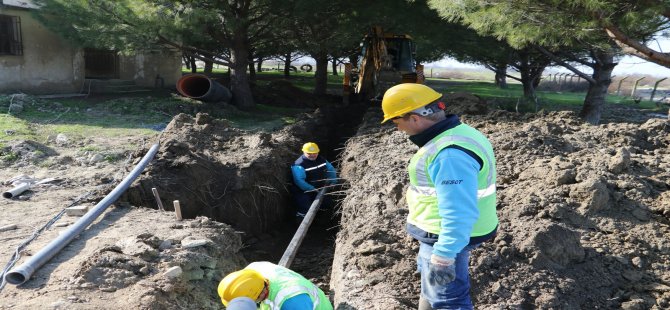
176,74,232,103
4,143,160,286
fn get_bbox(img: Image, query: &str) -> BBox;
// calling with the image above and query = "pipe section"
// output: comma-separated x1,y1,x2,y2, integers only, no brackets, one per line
278,188,326,268
176,74,232,103
3,183,31,199
4,143,160,286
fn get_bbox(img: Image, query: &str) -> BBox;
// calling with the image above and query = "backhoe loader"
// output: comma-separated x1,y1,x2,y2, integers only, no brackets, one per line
343,26,424,104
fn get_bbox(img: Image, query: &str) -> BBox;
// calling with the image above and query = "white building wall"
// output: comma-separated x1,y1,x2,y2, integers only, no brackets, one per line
0,6,84,94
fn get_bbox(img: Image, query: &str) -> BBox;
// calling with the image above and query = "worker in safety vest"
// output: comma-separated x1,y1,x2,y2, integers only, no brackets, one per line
291,142,337,224
218,261,333,310
380,84,498,310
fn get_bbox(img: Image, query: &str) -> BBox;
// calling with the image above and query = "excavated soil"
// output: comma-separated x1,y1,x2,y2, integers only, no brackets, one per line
0,98,345,309
2,87,669,310
331,101,670,309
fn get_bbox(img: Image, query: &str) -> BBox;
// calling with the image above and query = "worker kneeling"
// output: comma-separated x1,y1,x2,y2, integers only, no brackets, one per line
291,142,337,224
218,261,333,310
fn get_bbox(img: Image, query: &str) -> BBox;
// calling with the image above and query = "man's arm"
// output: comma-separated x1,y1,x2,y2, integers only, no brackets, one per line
428,148,481,258
280,293,313,310
292,165,316,191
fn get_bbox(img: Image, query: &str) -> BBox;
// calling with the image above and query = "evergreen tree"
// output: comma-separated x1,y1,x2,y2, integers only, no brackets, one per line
426,0,662,124
33,0,285,110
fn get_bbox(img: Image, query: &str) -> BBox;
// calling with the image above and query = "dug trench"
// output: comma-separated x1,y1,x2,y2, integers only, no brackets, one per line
2,90,669,310
122,102,367,302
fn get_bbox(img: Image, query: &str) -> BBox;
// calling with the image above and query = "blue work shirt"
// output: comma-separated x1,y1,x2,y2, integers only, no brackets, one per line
281,293,313,310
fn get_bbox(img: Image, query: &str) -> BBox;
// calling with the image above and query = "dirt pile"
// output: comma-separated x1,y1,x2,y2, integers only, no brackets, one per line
443,92,490,115
0,106,341,310
332,108,670,309
124,110,330,236
1,208,246,310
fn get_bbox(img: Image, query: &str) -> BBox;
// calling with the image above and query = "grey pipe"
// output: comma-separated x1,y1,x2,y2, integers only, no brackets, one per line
3,183,31,199
278,188,326,268
4,143,159,286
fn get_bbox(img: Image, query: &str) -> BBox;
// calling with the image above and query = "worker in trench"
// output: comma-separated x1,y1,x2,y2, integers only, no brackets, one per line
290,142,337,225
217,261,334,309
380,84,498,310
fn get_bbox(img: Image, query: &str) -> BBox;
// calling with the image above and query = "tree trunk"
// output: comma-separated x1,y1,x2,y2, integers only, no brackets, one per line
190,57,197,73
230,38,254,109
580,51,616,125
519,65,538,105
248,61,256,82
204,61,213,74
314,52,329,95
183,55,191,70
494,63,507,89
284,52,292,78
516,50,549,111
533,74,542,88
256,59,263,73
331,58,338,76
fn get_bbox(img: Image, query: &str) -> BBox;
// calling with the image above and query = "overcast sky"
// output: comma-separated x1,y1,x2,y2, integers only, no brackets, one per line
427,37,670,78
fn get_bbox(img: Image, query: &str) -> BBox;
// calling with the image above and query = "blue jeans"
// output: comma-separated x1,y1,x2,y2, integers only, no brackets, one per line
417,242,480,310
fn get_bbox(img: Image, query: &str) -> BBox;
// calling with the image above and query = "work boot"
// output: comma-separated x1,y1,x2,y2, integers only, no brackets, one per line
418,295,434,310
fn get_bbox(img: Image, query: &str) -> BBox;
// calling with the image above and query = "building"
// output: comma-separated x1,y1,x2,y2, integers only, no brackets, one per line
0,0,182,94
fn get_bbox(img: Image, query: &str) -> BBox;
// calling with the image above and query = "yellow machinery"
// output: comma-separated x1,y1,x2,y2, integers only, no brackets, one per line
343,26,424,104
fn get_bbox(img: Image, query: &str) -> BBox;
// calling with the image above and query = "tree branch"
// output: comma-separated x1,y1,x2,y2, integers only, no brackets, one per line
532,45,596,84
603,24,670,68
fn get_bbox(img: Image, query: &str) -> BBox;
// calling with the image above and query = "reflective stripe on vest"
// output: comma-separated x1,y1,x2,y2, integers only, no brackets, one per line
412,135,494,188
406,124,498,237
304,163,326,171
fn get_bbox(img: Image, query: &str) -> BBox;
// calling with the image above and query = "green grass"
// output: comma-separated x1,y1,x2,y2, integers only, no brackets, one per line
0,93,196,152
4,70,651,153
425,78,662,111
0,91,310,148
222,103,309,131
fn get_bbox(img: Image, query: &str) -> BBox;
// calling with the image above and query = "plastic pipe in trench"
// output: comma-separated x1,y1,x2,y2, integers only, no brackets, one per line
4,143,160,286
278,188,326,268
176,74,232,103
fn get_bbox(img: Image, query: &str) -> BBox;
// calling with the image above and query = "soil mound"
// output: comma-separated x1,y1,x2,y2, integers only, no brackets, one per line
124,110,329,236
1,207,246,310
332,107,670,309
443,92,490,115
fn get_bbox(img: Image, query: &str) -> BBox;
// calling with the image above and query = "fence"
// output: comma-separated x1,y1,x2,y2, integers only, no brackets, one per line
540,73,670,103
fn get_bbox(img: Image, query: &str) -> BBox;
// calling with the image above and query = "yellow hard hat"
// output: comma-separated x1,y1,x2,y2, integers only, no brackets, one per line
302,142,320,153
381,84,442,123
218,269,265,306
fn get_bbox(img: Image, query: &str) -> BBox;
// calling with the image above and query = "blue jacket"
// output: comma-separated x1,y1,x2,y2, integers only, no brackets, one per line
291,155,337,192
406,115,495,258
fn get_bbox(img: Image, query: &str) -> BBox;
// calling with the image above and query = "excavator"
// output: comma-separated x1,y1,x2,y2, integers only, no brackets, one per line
343,26,424,104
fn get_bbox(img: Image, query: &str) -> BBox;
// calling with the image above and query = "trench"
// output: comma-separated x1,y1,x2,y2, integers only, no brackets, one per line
123,102,368,298
238,103,366,290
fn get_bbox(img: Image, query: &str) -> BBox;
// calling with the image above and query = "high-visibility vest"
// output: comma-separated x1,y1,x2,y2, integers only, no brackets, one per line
406,123,498,237
247,262,333,310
